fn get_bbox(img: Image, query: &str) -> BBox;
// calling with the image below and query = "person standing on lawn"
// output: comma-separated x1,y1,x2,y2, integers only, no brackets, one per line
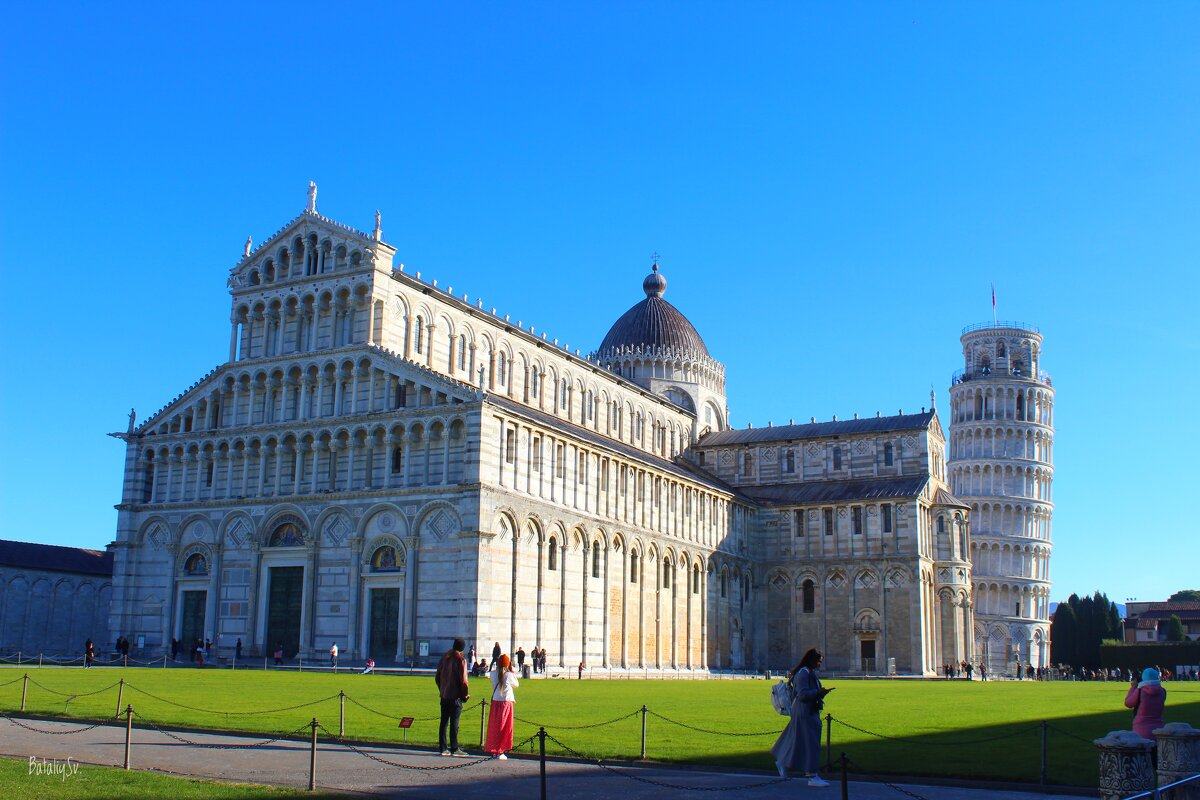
771,648,834,787
485,653,519,759
435,638,470,756
490,641,501,670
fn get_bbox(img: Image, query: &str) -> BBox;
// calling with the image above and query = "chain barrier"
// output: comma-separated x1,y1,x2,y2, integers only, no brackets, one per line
645,709,780,737
131,710,312,750
1044,722,1099,744
843,755,933,800
124,683,340,715
341,692,457,722
0,674,27,688
27,677,121,698
514,708,641,730
314,722,506,771
831,716,1042,746
2,714,111,735
542,731,789,792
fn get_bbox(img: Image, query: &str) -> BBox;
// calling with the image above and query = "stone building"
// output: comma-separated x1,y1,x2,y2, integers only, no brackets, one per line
107,189,975,675
947,322,1055,673
0,540,113,656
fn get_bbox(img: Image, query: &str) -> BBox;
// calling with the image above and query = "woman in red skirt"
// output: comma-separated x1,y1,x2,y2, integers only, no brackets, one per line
485,653,520,759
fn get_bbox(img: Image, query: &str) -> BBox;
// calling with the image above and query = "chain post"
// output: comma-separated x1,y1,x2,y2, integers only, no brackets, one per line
840,752,848,800
115,678,125,718
480,698,487,748
308,717,318,791
539,726,547,800
123,705,133,769
825,713,833,771
1040,720,1048,784
339,691,345,738
163,654,167,669
20,673,28,711
640,704,648,760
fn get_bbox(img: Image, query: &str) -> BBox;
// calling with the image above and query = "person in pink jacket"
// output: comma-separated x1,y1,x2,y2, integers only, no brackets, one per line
1124,667,1167,741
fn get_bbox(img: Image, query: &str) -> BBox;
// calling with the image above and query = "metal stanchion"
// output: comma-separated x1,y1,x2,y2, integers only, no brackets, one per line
479,699,488,748
308,717,318,791
538,726,547,800
1040,720,1048,784
839,752,848,800
20,673,28,711
825,713,833,771
115,679,125,718
640,704,648,760
123,705,133,769
339,692,345,738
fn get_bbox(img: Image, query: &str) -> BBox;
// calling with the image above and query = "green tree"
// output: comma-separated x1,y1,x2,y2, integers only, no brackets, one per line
1168,589,1200,602
1050,603,1077,665
1165,615,1187,642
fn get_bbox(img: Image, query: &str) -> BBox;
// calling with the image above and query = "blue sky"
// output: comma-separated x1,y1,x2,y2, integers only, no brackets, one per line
1,3,1196,604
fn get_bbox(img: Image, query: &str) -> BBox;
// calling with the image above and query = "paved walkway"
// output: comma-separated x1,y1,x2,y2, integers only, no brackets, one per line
0,716,1088,799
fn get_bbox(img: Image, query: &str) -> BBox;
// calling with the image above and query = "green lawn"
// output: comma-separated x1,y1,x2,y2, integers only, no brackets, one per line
2,667,1197,788
0,755,330,799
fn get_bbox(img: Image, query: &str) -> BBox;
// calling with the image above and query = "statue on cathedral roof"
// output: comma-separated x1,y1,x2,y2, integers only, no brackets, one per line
306,181,318,214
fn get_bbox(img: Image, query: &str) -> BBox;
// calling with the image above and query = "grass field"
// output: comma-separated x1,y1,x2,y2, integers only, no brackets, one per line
2,666,1197,788
0,755,328,799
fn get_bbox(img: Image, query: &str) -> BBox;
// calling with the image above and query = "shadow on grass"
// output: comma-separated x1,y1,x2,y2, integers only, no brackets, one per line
685,693,1200,789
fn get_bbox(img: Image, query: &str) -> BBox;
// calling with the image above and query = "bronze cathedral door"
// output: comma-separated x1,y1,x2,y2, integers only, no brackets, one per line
369,588,399,662
180,590,206,650
266,567,303,659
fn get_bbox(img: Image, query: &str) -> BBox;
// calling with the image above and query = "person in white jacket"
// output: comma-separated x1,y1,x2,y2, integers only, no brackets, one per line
484,653,519,759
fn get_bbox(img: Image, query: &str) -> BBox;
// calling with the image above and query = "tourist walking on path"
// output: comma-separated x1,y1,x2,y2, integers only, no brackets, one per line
485,653,519,759
435,638,470,756
235,639,242,661
771,648,834,787
84,639,94,668
1125,668,1167,741
330,642,339,669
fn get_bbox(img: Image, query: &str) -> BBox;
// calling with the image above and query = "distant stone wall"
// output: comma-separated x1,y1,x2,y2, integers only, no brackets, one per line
0,566,112,657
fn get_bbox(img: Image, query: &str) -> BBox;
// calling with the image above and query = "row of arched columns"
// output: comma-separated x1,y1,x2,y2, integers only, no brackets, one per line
950,463,1054,502
145,355,453,437
485,513,754,671
137,417,468,504
244,232,364,286
951,426,1054,463
491,414,748,550
970,540,1052,582
950,383,1053,426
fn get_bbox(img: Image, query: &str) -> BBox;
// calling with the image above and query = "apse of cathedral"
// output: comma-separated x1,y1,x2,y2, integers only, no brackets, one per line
105,188,1052,675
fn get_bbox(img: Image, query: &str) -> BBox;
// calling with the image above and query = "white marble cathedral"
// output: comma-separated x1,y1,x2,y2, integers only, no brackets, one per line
109,187,989,675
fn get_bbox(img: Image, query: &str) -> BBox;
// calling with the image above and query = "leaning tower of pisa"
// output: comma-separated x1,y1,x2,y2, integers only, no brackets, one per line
948,322,1055,676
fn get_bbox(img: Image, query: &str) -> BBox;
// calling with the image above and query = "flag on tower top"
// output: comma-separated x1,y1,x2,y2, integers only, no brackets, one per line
991,284,997,326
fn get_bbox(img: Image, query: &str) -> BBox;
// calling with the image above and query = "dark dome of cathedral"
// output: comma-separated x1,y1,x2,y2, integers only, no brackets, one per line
597,264,711,357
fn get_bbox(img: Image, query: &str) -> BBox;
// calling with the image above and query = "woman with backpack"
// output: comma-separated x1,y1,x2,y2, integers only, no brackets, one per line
771,648,834,787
